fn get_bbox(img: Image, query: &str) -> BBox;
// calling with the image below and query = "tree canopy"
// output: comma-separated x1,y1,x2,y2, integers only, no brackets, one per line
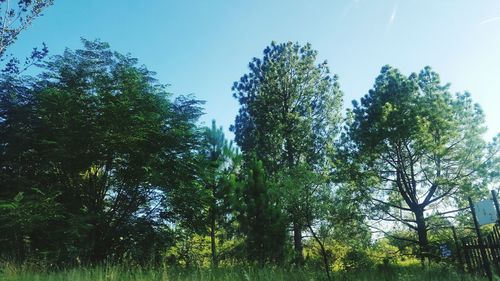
345,65,497,262
0,39,204,263
231,41,343,265
0,38,498,276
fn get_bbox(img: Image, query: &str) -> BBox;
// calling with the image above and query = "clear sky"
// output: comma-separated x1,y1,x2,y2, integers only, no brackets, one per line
8,0,500,140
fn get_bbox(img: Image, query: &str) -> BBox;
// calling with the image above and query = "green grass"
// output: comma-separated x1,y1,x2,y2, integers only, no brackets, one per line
0,264,492,281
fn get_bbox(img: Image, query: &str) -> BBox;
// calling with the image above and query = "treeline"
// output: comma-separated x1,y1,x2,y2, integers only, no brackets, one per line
0,39,498,273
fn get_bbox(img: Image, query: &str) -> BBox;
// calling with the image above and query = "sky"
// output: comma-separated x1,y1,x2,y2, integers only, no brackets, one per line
7,0,500,141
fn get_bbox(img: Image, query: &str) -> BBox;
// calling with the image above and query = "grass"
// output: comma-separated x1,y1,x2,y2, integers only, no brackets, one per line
0,264,492,281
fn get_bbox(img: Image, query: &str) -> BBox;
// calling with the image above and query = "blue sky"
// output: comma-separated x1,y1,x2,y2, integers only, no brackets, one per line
8,0,500,140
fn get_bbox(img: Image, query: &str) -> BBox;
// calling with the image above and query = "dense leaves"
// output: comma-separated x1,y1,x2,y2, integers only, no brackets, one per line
0,38,497,275
0,39,203,263
231,41,343,265
237,156,287,266
345,65,497,262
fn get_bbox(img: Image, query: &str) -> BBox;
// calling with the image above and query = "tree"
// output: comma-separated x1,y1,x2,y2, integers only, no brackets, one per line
0,0,53,58
346,65,497,264
237,156,287,266
274,165,333,278
0,0,52,75
162,120,241,268
199,120,238,267
231,41,343,265
0,39,204,263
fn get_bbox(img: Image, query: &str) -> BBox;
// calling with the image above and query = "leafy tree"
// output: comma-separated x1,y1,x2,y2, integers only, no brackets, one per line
345,65,497,264
163,120,241,268
199,120,239,267
0,0,53,57
0,39,204,263
276,165,333,278
237,156,287,266
275,164,370,278
231,41,343,265
0,0,52,75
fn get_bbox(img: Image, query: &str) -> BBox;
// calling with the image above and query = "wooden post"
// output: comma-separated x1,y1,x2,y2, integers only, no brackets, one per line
469,197,493,281
487,235,499,274
492,190,500,225
463,239,472,272
452,226,464,272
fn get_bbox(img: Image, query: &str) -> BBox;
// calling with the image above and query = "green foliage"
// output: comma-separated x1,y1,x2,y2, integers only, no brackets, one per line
0,39,203,264
231,41,344,265
0,0,54,58
345,65,496,260
341,249,374,271
236,156,287,266
231,41,342,172
172,120,239,267
1,36,497,277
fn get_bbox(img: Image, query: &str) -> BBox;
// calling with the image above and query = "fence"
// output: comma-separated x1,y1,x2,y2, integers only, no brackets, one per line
458,225,500,276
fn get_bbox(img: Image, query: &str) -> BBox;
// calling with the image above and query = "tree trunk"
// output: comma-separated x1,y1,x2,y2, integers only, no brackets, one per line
258,241,265,268
293,221,304,266
415,208,429,266
285,137,304,267
307,224,331,280
210,210,218,268
90,223,105,263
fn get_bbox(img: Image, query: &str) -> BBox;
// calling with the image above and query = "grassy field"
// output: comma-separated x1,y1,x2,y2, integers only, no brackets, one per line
0,264,492,281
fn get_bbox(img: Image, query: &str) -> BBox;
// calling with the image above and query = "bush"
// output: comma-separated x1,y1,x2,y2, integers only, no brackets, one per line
342,249,374,271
